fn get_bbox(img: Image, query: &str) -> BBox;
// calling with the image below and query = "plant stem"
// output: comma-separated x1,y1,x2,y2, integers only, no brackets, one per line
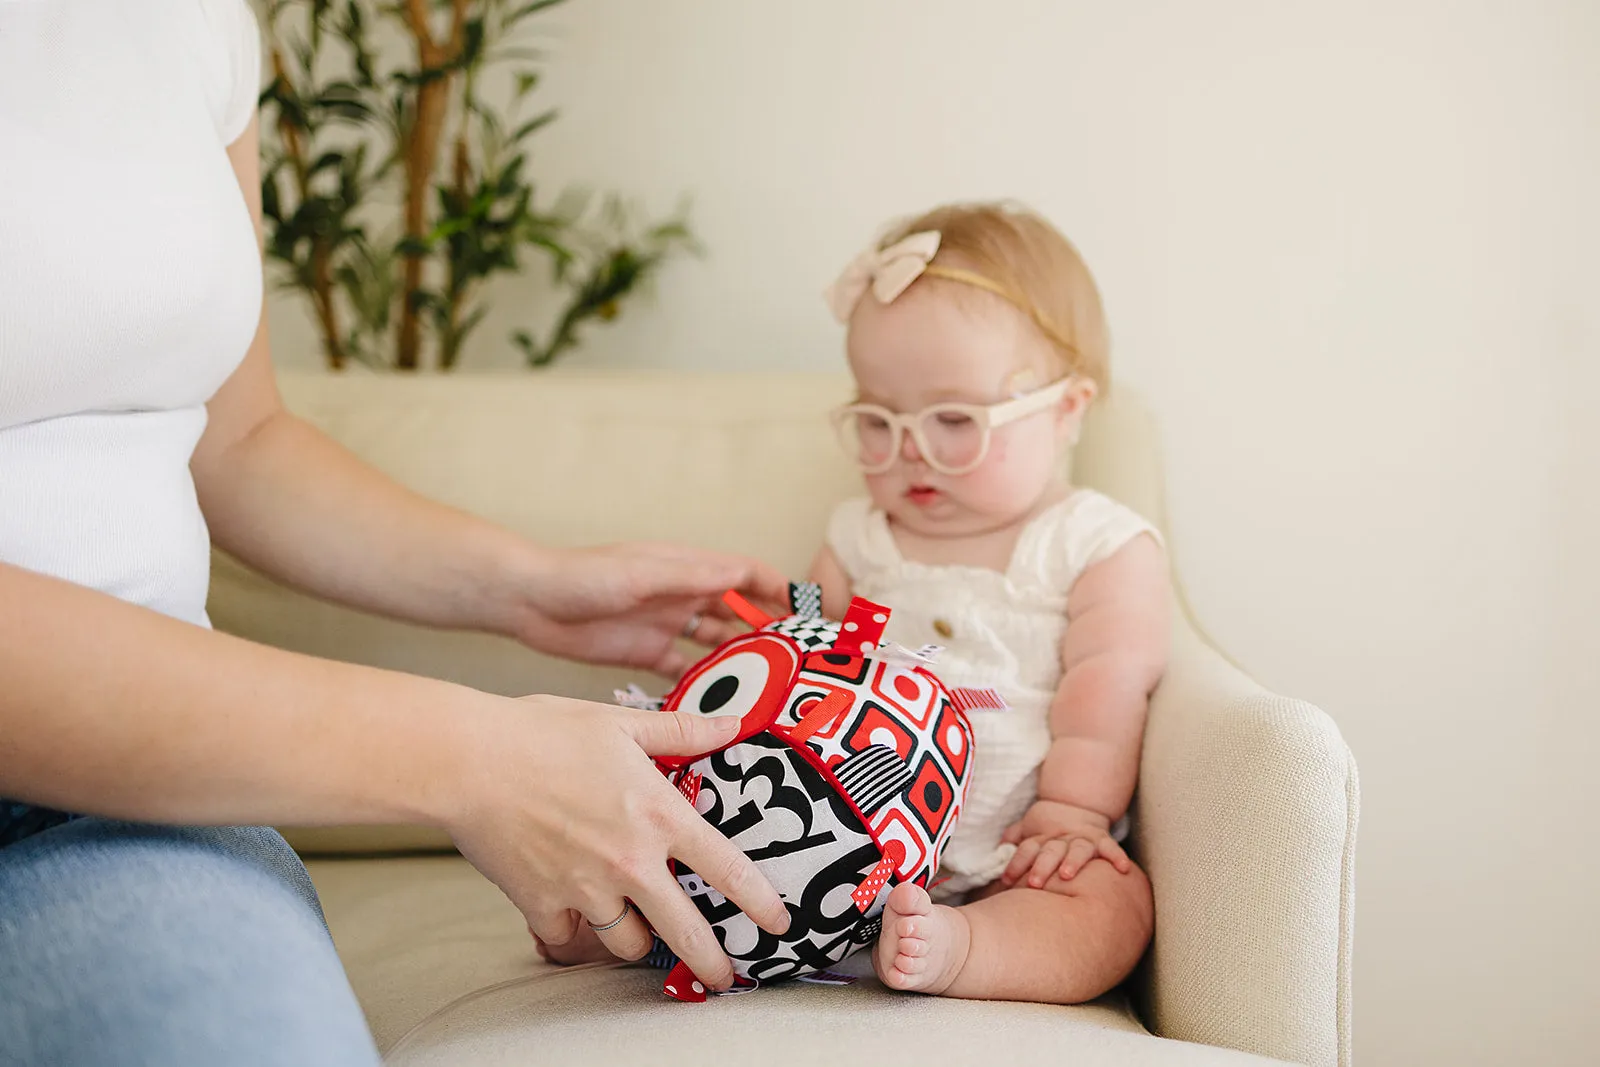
272,47,347,370
441,132,471,370
397,0,471,371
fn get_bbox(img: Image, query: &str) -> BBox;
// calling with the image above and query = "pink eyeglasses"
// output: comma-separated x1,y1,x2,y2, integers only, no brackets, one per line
831,377,1074,476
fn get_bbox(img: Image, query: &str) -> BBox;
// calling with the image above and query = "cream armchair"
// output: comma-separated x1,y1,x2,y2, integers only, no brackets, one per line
210,371,1357,1067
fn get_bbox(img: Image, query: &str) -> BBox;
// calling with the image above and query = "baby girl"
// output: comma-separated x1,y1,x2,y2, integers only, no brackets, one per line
542,202,1167,1005
813,202,1168,1002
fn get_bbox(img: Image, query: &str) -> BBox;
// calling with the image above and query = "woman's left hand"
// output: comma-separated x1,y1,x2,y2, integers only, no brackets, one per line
506,542,789,677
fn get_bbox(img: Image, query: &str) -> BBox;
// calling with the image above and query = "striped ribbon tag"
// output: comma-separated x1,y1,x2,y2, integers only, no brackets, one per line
949,686,1008,712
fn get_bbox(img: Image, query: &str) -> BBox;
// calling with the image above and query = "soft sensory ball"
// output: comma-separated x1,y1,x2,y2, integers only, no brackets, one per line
633,583,996,999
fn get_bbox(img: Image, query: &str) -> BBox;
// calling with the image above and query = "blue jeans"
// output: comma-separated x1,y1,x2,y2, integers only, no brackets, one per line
0,818,380,1066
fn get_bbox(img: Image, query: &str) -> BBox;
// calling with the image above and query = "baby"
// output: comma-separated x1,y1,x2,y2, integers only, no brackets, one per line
541,202,1167,1005
814,202,1168,1002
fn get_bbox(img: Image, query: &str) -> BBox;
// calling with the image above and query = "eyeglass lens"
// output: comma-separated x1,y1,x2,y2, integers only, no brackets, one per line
838,407,987,472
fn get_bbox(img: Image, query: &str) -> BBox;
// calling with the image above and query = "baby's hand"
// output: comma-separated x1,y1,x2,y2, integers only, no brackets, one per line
1000,799,1131,888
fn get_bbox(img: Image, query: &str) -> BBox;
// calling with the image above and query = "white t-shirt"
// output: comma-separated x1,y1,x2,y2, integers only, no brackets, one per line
0,0,263,627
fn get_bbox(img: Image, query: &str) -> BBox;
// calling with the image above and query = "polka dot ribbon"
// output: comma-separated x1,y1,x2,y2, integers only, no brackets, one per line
851,839,907,913
832,597,891,656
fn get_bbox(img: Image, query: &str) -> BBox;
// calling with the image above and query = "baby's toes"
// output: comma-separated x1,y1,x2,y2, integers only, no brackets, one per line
886,881,933,917
894,951,928,975
895,934,928,959
882,966,918,990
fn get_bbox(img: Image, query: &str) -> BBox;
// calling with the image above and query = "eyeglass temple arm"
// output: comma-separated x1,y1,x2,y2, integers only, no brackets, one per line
984,379,1074,429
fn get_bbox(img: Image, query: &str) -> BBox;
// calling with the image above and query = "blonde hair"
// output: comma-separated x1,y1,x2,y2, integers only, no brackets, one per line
880,202,1110,391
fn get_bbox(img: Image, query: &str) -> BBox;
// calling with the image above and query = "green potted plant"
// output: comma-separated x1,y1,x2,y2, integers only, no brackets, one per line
257,0,695,371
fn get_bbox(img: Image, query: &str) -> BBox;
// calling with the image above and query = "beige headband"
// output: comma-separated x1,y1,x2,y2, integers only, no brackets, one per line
823,229,1081,364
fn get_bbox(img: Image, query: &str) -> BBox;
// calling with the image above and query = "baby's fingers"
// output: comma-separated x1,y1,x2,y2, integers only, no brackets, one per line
1059,836,1099,881
1028,838,1070,888
1098,836,1132,873
1004,836,1043,885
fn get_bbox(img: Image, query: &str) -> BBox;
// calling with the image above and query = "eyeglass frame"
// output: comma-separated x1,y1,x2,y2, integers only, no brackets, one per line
829,376,1077,476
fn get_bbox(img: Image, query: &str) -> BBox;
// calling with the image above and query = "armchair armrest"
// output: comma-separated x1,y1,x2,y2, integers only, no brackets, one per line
1130,615,1358,1067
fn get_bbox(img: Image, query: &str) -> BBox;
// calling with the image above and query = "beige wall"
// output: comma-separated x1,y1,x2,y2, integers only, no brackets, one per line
268,2,1600,1062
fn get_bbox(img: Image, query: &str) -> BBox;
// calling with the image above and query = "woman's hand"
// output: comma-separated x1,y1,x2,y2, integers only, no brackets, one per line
505,542,789,677
442,693,789,991
999,798,1132,888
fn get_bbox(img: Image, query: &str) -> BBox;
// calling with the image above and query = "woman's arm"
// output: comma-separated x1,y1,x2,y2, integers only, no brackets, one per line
0,561,785,988
0,112,794,986
192,114,527,635
0,562,468,827
192,116,782,675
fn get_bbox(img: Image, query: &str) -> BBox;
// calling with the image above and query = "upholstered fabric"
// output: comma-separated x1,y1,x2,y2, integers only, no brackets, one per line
1133,616,1358,1067
209,370,1355,1065
305,854,1287,1067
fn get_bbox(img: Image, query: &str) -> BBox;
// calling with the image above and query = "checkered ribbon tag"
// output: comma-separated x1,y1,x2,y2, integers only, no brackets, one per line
766,613,839,652
788,581,824,617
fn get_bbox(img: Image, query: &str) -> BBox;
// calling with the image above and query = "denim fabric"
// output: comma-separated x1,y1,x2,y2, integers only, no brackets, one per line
1,802,76,848
0,819,380,1066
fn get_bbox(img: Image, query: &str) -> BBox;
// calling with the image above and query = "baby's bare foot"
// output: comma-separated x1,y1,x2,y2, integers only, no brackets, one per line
531,922,617,966
873,882,971,994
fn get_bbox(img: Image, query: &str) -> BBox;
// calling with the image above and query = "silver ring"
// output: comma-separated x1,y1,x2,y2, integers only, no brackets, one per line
681,611,704,639
587,903,633,933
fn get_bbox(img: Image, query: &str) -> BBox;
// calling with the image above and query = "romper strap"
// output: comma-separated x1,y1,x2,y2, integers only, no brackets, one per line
1009,490,1164,597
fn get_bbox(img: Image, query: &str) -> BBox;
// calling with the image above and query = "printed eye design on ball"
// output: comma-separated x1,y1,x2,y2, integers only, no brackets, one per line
682,651,774,717
665,632,802,739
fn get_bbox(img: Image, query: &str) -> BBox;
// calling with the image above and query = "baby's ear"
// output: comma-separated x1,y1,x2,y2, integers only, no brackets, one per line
1058,377,1098,442
1064,377,1098,413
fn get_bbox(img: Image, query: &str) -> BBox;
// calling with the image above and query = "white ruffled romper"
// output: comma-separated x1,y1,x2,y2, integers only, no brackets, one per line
826,489,1160,900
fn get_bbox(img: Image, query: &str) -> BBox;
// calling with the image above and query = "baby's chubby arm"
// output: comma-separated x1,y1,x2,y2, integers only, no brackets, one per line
1003,534,1170,886
1044,533,1170,817
807,546,855,620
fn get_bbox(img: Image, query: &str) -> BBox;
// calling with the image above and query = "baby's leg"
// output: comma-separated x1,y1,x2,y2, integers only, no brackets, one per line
875,857,1152,1003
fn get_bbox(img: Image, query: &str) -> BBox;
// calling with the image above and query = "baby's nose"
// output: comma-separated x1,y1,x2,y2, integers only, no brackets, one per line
900,428,925,462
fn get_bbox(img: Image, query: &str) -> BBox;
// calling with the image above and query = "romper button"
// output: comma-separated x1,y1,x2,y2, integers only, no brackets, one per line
932,618,954,639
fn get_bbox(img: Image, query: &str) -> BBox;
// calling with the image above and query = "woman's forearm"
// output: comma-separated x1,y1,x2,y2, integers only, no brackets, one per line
0,561,476,827
191,121,542,639
194,403,540,637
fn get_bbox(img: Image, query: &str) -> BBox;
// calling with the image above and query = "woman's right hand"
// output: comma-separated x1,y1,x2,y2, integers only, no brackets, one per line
441,694,788,991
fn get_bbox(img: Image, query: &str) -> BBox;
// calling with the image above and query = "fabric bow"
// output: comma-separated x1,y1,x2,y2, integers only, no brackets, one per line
823,230,942,322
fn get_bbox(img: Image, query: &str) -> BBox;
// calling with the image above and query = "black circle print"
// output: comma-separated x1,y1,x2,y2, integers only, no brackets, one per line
922,779,944,811
700,675,738,713
677,646,780,719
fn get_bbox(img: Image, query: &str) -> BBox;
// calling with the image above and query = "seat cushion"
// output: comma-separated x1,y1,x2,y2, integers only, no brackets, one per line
307,856,1290,1066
